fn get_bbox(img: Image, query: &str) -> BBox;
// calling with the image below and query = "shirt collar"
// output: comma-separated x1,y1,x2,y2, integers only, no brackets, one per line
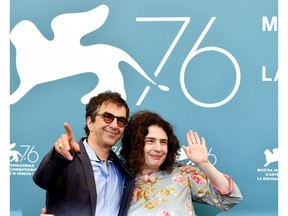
83,139,113,162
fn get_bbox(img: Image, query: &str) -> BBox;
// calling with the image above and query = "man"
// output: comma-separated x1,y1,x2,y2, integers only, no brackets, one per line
33,92,134,216
35,92,199,216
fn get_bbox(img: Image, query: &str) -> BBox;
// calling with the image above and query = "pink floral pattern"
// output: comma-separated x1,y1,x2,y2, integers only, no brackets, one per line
128,167,242,216
159,210,175,216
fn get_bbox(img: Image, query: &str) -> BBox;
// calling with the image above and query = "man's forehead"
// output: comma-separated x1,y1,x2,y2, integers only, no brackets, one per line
98,102,126,115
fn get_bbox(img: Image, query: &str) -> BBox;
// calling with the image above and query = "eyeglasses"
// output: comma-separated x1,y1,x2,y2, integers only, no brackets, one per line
96,112,127,128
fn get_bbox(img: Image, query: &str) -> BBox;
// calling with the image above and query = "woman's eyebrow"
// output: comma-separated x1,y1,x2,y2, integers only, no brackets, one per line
145,137,156,140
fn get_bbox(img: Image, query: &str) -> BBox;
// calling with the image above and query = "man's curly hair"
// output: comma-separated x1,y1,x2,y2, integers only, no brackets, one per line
120,110,180,174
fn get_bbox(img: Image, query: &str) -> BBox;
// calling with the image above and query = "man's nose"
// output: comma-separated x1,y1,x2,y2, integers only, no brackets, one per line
110,118,118,128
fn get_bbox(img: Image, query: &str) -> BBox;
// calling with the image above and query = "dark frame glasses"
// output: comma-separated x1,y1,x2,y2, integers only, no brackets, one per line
96,112,127,128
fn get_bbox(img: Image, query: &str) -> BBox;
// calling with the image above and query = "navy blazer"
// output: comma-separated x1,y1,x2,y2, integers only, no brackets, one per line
33,138,135,216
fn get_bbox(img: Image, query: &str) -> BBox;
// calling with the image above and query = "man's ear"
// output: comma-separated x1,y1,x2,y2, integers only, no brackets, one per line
87,116,93,130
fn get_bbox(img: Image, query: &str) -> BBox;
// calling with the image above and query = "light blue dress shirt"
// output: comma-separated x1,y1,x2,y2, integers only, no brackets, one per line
83,139,125,216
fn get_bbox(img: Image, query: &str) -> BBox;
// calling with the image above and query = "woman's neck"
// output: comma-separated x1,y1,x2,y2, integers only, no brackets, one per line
138,167,159,176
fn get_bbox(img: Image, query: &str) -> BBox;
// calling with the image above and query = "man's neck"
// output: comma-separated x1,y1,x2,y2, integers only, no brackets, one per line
87,137,111,161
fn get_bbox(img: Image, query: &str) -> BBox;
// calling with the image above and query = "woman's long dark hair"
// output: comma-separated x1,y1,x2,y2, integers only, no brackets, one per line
120,110,180,174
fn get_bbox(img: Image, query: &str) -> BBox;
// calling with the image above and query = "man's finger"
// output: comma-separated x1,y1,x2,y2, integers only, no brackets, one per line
64,122,75,142
63,122,80,153
41,208,46,214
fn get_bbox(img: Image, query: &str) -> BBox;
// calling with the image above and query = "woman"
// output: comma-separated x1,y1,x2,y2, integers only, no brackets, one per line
120,110,243,215
40,110,242,216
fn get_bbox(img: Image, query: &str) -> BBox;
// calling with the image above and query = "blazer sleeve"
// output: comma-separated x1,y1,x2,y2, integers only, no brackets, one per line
33,147,72,190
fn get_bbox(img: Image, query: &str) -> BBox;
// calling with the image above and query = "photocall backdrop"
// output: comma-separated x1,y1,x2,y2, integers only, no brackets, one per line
9,1,278,215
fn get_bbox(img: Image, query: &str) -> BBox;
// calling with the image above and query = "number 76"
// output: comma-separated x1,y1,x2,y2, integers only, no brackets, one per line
136,17,241,108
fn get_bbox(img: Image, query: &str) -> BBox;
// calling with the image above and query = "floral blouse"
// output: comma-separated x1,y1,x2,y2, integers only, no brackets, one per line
127,167,243,216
